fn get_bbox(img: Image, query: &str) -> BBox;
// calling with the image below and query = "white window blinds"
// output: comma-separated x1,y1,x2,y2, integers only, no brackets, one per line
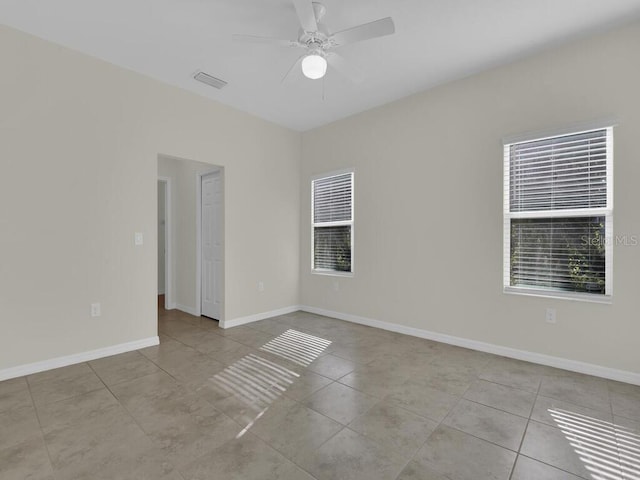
312,172,353,273
504,127,613,299
313,173,352,223
509,130,608,212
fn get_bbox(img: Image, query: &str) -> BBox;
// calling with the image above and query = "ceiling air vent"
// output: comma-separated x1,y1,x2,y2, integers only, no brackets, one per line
193,71,227,89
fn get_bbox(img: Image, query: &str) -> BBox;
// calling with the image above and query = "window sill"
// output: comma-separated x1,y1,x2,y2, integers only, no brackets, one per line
504,286,612,304
312,269,354,278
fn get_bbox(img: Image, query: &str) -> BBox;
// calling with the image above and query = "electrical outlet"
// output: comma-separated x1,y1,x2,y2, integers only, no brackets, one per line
258,281,264,292
545,308,557,324
91,303,101,317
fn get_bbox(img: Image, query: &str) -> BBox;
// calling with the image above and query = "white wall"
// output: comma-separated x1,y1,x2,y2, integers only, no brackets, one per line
0,25,300,371
300,22,640,375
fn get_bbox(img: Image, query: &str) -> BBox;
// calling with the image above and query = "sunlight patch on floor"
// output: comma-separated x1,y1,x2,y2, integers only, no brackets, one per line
260,329,332,366
550,408,640,480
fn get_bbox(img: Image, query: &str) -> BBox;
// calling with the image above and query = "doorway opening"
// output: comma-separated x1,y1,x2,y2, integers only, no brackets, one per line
157,155,224,328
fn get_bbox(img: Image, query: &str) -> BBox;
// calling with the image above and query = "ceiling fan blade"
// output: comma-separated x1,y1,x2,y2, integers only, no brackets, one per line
292,0,318,33
328,53,364,83
330,17,395,47
232,34,299,48
281,55,305,83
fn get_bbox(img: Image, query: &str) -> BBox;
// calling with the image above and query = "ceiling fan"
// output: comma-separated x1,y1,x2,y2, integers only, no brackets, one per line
232,0,395,82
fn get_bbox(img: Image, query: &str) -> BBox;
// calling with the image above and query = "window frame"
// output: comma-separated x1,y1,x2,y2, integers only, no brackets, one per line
311,169,355,276
503,126,614,303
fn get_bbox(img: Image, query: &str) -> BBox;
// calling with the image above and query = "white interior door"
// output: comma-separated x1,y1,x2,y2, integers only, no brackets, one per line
201,171,222,319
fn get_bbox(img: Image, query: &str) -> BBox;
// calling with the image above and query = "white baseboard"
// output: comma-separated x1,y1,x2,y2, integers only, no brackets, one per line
223,305,301,329
176,303,199,316
301,305,640,386
0,336,160,382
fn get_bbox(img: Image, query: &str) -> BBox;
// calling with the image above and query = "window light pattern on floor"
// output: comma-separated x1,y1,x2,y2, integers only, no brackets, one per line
259,329,332,366
208,353,299,434
550,408,640,480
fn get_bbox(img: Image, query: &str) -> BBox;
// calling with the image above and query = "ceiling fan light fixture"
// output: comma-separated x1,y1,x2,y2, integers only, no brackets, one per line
301,54,327,79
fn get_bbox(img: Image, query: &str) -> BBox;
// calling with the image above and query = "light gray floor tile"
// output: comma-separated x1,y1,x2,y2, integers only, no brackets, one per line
89,351,161,386
191,334,254,356
330,344,384,365
609,387,640,421
109,370,181,403
283,371,333,402
111,372,218,433
10,307,640,480
442,398,528,450
180,433,294,480
385,380,459,422
28,370,105,407
479,357,546,392
0,377,32,414
413,362,478,396
520,420,594,478
53,439,180,480
27,363,93,385
146,404,240,468
305,382,378,425
167,356,227,387
530,395,613,428
251,395,342,463
429,344,494,371
36,388,120,431
139,336,184,361
272,462,318,480
213,388,288,429
339,363,411,398
464,379,536,417
0,405,42,451
538,372,611,412
145,343,209,372
348,400,438,459
298,428,406,480
0,435,54,480
511,455,585,480
308,354,356,380
614,415,640,433
207,344,258,366
43,404,148,470
395,460,449,480
166,328,222,349
414,425,516,480
227,329,275,349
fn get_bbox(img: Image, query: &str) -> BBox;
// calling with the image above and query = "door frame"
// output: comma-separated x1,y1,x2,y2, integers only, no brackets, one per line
196,168,225,323
157,176,173,309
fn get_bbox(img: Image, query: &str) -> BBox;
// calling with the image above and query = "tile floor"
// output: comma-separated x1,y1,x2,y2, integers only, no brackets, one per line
1,308,639,480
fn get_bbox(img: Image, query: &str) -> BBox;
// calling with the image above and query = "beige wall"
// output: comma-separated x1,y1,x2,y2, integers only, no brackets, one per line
300,22,640,374
0,25,300,370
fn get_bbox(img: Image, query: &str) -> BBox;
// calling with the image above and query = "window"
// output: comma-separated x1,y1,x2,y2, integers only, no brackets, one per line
504,127,613,301
312,170,353,274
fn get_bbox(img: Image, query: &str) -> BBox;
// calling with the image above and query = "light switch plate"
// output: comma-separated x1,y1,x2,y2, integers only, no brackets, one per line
135,232,143,246
545,308,557,324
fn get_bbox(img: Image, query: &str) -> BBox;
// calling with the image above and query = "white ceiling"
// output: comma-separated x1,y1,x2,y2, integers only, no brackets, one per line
2,0,640,131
